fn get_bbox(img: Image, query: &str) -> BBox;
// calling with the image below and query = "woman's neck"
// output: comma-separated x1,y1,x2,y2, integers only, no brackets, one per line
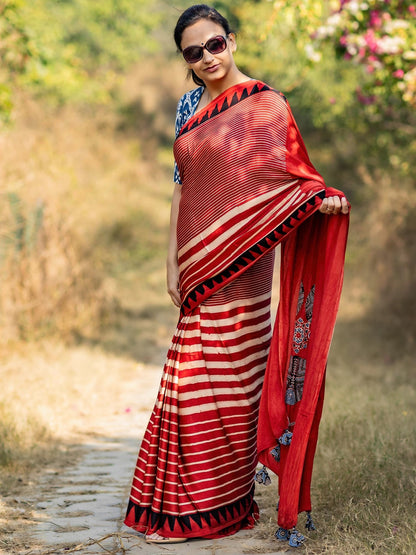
204,69,252,102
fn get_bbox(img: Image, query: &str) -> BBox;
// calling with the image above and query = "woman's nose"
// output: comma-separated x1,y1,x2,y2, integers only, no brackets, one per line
202,48,214,63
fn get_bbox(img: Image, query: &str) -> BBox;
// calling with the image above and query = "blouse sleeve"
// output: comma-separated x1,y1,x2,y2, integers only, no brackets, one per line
172,87,204,185
173,163,182,185
173,96,185,185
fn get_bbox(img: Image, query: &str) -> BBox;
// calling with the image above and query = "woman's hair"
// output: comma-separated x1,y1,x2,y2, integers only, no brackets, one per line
174,4,233,87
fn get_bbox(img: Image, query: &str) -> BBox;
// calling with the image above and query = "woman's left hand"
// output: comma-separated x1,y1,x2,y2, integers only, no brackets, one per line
319,196,349,215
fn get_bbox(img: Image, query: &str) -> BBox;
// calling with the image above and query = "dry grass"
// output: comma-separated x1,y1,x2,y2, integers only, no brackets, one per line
353,164,416,351
0,59,185,481
0,97,113,344
0,58,188,346
0,209,107,343
252,318,416,555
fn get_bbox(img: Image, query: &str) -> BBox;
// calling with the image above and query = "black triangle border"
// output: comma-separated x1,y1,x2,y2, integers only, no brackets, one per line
178,81,274,138
125,485,255,535
181,191,325,317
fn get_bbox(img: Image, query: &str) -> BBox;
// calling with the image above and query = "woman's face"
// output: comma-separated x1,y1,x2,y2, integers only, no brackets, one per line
180,18,237,86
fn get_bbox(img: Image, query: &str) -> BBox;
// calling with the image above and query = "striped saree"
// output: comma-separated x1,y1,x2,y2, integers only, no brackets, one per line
124,80,349,537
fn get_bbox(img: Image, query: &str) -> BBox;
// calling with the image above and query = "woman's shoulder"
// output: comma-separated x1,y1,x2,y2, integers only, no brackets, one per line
177,86,204,113
175,86,204,137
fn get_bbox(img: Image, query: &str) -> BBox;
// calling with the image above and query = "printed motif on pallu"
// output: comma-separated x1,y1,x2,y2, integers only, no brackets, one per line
285,283,315,405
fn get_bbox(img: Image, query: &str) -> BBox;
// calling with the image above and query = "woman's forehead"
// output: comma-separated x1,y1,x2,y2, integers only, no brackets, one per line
181,19,225,47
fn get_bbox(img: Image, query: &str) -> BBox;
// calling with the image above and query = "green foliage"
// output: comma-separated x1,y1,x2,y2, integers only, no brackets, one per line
0,0,162,111
0,1,30,73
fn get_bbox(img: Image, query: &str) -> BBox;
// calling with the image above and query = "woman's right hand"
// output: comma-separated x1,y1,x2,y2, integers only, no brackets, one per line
167,259,181,308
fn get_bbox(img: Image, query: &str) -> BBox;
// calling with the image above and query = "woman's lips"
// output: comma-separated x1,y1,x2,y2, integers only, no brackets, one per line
204,64,220,73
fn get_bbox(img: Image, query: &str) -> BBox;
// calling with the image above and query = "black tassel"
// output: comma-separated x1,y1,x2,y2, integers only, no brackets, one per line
305,511,316,531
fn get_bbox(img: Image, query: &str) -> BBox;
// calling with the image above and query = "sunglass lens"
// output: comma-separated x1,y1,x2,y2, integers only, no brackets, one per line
206,36,226,54
183,46,202,64
182,36,227,63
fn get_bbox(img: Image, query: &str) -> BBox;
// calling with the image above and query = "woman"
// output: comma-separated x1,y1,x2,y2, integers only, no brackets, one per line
124,4,349,547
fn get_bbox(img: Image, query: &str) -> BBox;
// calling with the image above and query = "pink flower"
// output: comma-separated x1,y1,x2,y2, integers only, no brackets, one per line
366,64,375,74
364,29,379,54
393,69,404,78
344,52,353,60
339,35,348,46
356,88,377,105
329,97,336,104
369,10,382,29
409,6,416,17
358,47,366,59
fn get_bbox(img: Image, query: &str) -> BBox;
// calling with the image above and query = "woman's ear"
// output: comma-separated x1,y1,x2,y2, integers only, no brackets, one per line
228,33,237,53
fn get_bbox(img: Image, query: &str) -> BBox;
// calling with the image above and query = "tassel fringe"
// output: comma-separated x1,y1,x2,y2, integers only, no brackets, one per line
275,527,290,541
275,507,312,548
289,529,305,547
275,527,305,547
270,429,293,462
305,511,316,531
254,465,271,486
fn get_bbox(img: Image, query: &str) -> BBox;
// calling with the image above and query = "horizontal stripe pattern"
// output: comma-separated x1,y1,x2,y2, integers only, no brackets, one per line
125,253,274,533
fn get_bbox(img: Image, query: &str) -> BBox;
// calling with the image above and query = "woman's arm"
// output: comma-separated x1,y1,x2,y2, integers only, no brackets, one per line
166,182,182,307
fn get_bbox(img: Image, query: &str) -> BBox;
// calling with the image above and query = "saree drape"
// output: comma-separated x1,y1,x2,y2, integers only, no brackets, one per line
124,80,349,537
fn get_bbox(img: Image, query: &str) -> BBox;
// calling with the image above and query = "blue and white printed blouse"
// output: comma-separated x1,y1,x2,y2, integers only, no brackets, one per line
173,86,204,185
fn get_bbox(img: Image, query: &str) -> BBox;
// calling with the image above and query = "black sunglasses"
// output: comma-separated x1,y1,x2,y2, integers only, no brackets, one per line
182,35,228,64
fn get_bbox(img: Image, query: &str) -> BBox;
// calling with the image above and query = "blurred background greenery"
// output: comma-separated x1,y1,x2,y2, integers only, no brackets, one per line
0,1,415,553
1,0,414,342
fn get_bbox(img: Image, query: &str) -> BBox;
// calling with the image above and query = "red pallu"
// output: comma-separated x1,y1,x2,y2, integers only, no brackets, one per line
124,80,349,537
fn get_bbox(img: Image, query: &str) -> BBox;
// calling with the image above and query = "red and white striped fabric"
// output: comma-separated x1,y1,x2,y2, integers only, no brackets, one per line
125,81,348,537
125,254,273,538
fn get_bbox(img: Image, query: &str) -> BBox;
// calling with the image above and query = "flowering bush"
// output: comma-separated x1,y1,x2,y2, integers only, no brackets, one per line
312,0,416,106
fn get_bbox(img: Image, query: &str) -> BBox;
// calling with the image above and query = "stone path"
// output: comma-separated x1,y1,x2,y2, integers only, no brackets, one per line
27,365,289,555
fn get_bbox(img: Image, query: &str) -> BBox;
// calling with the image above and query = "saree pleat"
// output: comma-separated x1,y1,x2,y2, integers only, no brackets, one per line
125,80,349,537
